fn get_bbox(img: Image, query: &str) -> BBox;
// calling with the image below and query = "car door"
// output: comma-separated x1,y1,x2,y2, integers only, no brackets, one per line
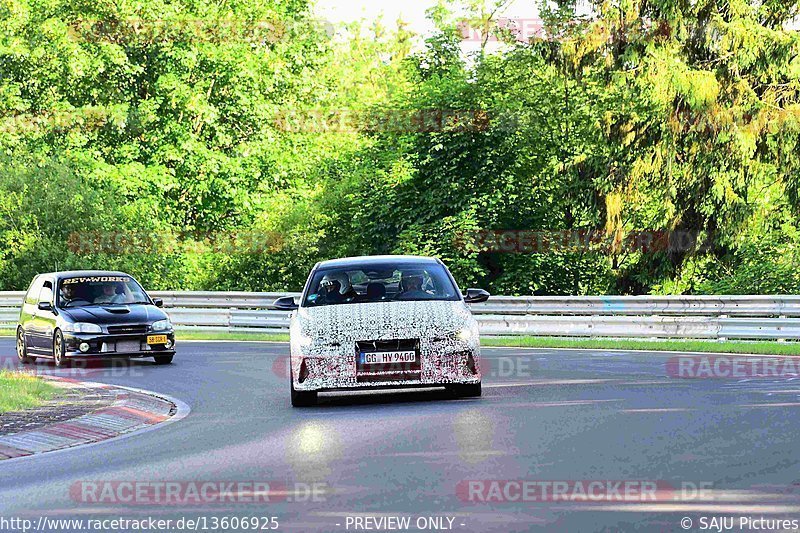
20,276,43,348
29,279,56,352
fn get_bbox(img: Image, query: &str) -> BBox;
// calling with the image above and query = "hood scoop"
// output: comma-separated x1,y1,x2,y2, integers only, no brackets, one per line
104,307,131,314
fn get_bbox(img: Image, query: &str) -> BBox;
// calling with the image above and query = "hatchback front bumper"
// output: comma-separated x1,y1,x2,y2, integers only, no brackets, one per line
63,331,175,358
291,344,482,392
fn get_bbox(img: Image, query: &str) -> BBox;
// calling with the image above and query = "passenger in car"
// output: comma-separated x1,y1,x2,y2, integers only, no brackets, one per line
94,283,132,304
366,282,386,301
398,272,429,299
337,275,358,302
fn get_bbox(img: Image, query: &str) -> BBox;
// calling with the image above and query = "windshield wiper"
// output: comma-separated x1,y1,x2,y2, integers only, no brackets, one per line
64,301,99,308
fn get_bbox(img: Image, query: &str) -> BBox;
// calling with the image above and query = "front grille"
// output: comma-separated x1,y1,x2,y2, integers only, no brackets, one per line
107,325,149,335
356,371,421,383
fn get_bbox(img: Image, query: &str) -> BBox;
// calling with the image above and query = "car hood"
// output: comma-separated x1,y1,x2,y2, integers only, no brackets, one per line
295,300,473,342
61,305,167,325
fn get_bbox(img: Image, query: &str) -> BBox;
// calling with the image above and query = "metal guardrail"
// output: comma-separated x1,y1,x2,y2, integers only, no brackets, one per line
2,291,800,340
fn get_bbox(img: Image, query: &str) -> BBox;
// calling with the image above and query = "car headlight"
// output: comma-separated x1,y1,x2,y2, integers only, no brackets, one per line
296,330,313,347
455,325,478,342
151,319,172,331
65,322,103,334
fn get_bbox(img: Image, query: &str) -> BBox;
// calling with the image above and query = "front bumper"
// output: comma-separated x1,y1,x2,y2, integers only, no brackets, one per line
63,331,176,358
291,340,482,392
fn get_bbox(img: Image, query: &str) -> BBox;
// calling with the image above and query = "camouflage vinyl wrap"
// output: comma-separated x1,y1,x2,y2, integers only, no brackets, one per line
290,300,481,391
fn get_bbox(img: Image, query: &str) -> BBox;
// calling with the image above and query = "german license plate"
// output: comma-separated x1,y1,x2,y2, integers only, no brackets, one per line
116,340,141,352
147,335,168,345
359,350,416,365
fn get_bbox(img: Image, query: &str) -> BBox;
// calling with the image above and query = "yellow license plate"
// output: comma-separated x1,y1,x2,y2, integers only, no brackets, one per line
147,335,168,345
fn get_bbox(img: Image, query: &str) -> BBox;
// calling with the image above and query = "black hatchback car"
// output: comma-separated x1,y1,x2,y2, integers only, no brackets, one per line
16,271,176,367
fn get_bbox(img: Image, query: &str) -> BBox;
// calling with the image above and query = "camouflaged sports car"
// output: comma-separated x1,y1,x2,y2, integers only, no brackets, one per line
273,256,489,407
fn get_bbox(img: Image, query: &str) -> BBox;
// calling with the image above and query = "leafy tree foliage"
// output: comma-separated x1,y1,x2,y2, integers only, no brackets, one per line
1,0,799,295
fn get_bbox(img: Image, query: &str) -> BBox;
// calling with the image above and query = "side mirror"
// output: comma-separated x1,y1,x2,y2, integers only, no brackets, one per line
37,301,53,312
152,298,164,308
464,288,490,304
273,296,299,311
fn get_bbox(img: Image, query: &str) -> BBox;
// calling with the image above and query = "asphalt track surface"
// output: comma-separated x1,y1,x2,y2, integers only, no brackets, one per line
1,339,799,532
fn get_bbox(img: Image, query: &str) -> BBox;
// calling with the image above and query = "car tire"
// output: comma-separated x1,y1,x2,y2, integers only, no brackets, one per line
448,383,482,398
291,380,317,407
16,328,35,364
154,355,174,365
53,330,67,368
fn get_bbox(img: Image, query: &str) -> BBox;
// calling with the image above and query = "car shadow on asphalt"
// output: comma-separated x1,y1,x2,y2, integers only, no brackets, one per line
312,388,478,408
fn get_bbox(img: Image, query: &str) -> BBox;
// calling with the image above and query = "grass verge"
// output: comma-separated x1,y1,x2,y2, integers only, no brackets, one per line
176,330,290,342
482,336,800,355
0,370,58,413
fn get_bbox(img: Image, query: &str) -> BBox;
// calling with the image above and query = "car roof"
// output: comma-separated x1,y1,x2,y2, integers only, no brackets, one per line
315,255,441,270
37,270,134,280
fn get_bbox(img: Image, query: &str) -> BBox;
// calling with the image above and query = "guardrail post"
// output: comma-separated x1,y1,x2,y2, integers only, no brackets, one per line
717,314,727,342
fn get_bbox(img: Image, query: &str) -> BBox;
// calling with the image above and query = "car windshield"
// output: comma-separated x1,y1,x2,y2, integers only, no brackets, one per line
57,275,150,308
303,262,459,307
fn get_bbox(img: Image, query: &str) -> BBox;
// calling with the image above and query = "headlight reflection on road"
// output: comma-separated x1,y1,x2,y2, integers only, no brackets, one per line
296,422,328,455
453,408,497,465
286,421,342,482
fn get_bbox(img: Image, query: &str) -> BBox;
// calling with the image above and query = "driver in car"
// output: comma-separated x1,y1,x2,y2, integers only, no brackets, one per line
94,283,133,304
318,279,344,305
60,284,79,305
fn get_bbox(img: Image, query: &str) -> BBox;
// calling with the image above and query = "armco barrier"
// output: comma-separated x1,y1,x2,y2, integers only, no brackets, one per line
2,291,800,340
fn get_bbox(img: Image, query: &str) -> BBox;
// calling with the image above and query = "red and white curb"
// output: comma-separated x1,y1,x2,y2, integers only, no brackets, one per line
0,377,189,461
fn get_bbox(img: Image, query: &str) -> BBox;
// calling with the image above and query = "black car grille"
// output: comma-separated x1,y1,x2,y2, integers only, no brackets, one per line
356,371,421,383
107,325,149,334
